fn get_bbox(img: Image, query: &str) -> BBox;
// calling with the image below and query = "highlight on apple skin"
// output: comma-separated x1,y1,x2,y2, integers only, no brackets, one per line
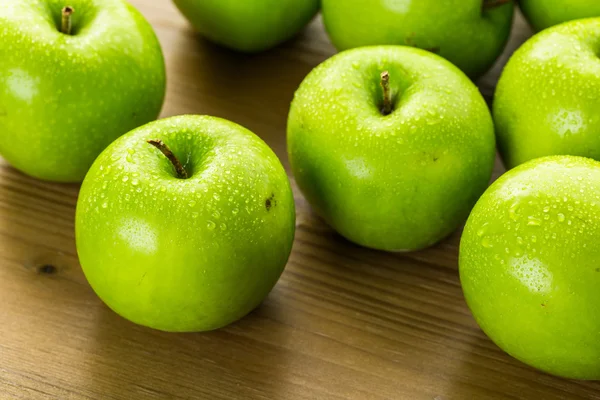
75,115,296,332
321,0,515,79
460,155,600,380
0,0,167,182
493,18,600,169
172,0,320,53
288,46,496,252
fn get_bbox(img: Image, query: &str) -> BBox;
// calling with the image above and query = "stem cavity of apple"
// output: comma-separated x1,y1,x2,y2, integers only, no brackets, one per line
482,0,511,10
380,71,393,116
61,6,74,35
147,139,189,179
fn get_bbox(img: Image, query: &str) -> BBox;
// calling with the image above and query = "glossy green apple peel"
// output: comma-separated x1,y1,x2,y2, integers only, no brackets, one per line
172,0,320,53
0,0,166,182
460,156,600,379
494,18,600,169
519,0,600,31
288,46,496,251
76,116,295,332
321,0,514,78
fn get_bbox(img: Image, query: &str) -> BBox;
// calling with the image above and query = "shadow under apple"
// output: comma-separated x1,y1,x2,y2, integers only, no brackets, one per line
82,294,292,399
444,331,600,400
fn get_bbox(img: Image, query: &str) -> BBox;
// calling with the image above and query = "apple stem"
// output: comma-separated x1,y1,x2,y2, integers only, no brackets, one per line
482,0,511,10
61,6,74,35
380,71,393,116
147,139,189,179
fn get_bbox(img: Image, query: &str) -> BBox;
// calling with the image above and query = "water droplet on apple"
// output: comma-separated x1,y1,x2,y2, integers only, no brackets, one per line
558,213,565,222
527,216,541,226
476,223,488,237
101,202,108,209
509,202,519,221
515,249,523,257
131,179,139,186
220,223,227,231
122,176,129,182
191,212,198,218
207,220,216,230
481,237,493,248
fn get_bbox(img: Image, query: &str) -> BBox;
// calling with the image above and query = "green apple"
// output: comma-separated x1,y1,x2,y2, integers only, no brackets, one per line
494,18,600,169
321,0,514,79
288,46,496,251
0,0,165,182
519,0,600,31
460,156,600,379
75,115,295,332
172,0,320,53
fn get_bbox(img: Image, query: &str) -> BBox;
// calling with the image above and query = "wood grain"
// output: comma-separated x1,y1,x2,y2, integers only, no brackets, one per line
1,1,599,399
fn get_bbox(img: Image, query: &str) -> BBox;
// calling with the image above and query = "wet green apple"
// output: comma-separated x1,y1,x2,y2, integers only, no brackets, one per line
172,0,320,53
519,0,600,31
0,0,166,182
321,0,514,79
460,156,600,380
76,115,295,332
494,18,600,169
288,46,496,251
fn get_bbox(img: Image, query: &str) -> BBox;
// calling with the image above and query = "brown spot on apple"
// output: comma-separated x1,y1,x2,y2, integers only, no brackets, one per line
265,193,276,211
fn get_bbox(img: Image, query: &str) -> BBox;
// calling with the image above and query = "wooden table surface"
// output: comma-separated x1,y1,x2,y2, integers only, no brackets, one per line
1,1,599,399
